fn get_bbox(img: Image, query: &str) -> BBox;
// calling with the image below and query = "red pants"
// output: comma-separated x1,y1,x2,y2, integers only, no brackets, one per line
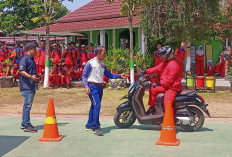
71,73,80,80
61,76,70,85
215,64,220,74
38,65,45,75
219,63,225,76
49,75,60,86
196,60,204,76
148,86,178,108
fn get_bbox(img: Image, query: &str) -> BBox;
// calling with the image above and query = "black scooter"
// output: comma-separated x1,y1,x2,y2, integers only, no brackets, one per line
114,75,210,132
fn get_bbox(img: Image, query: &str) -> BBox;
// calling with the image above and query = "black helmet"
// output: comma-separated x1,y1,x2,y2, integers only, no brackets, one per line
157,46,174,56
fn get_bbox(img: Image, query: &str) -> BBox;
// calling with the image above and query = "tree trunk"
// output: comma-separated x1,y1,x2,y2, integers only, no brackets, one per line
129,13,134,84
43,21,50,88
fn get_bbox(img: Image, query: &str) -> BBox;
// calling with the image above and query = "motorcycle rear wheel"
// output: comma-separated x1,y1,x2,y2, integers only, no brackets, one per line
114,110,136,128
181,107,205,132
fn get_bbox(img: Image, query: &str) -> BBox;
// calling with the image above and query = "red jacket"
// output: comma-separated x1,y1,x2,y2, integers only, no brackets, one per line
207,65,214,76
146,59,182,92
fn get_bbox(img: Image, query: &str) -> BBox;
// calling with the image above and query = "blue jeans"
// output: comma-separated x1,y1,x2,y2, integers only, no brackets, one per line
21,90,36,127
86,84,103,130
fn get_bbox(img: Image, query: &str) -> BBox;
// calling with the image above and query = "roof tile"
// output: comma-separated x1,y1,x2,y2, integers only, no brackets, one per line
57,0,121,23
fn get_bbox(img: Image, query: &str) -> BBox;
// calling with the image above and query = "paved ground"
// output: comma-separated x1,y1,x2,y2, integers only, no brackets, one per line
0,116,232,157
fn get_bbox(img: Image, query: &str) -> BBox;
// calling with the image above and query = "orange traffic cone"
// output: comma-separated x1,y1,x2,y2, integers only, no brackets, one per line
39,99,63,141
156,101,180,146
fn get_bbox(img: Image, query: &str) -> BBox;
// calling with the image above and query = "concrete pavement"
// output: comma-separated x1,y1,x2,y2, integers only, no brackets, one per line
0,116,232,157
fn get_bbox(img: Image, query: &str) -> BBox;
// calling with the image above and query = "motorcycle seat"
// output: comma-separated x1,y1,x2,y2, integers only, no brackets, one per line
156,90,196,98
177,90,197,96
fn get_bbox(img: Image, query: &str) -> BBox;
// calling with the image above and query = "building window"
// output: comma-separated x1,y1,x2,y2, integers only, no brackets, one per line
119,30,135,49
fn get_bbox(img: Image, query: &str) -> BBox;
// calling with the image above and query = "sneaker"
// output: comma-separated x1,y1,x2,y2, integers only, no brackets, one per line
85,127,93,131
21,124,26,129
94,128,103,136
24,125,37,133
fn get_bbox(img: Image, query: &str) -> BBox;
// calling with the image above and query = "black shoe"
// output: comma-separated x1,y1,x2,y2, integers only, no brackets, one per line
21,124,26,129
86,127,93,131
24,125,37,133
94,128,103,136
146,107,156,115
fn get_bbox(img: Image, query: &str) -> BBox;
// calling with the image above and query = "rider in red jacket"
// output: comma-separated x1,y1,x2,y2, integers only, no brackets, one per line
144,46,183,115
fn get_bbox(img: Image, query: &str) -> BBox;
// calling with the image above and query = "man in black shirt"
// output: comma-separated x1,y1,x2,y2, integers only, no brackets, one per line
19,42,40,133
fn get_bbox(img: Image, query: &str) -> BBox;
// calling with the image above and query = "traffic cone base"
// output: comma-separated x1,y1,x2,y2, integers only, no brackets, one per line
39,135,63,142
156,139,180,146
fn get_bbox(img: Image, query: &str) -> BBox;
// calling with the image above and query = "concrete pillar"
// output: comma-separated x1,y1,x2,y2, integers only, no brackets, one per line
90,31,93,43
100,30,105,46
138,27,142,53
141,29,146,55
113,29,116,48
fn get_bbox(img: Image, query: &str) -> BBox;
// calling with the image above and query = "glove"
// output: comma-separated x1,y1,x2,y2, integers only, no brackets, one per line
151,82,160,87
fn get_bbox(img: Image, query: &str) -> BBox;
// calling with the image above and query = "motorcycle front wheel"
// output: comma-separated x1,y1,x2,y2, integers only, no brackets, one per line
114,110,136,128
181,107,205,132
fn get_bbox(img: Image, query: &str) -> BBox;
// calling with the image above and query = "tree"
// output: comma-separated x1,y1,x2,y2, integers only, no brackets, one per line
0,0,69,35
34,0,73,88
141,0,221,50
106,0,149,84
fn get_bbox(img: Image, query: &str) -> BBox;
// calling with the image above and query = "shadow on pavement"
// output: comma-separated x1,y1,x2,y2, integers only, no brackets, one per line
102,125,213,134
36,122,69,130
0,136,30,156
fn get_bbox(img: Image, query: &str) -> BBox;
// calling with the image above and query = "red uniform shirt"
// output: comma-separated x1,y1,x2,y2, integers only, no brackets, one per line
0,50,6,61
88,51,95,60
51,49,61,64
146,59,182,92
80,51,88,65
64,49,74,65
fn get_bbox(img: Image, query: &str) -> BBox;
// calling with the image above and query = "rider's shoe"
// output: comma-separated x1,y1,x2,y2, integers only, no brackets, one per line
146,107,156,115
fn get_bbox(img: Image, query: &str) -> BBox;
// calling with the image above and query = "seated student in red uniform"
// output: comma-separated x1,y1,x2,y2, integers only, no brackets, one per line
71,65,80,81
144,46,183,116
206,60,214,76
4,44,12,59
60,66,71,89
63,43,75,70
78,62,86,81
50,43,61,65
0,42,6,63
80,45,88,66
37,42,46,75
11,63,19,84
88,43,95,60
49,64,60,87
10,43,20,63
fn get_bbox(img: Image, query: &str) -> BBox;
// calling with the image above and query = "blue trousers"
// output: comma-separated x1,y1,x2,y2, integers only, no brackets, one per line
21,90,36,127
86,84,103,130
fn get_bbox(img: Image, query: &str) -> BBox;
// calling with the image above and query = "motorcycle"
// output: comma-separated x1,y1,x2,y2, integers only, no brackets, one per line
114,74,210,132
